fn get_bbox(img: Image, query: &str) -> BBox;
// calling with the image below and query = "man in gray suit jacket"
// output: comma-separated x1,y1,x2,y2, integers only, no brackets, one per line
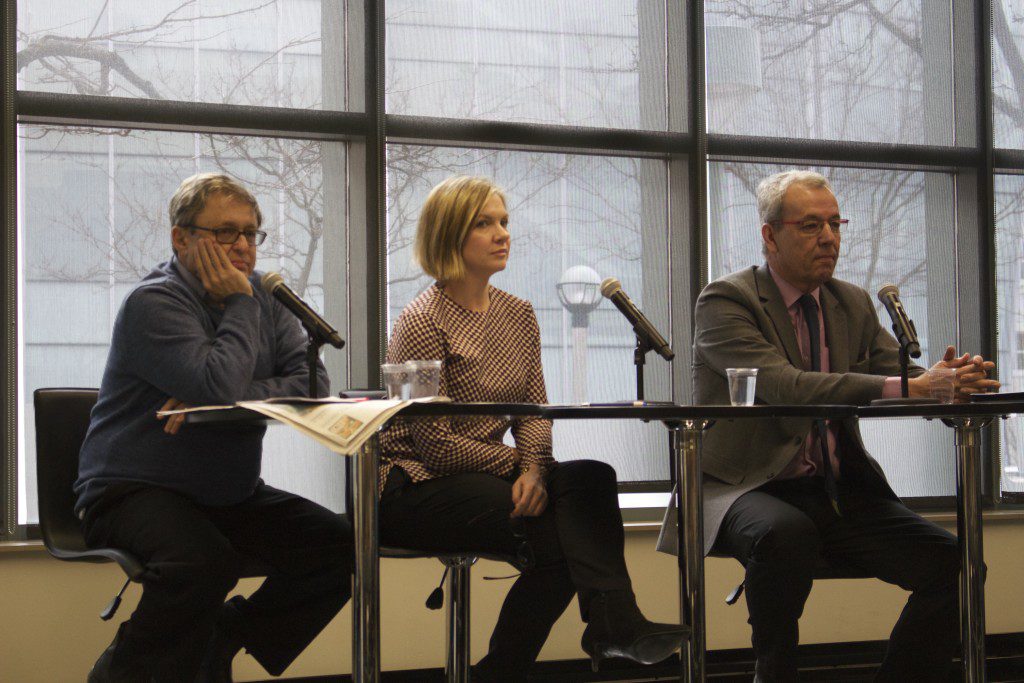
676,170,998,682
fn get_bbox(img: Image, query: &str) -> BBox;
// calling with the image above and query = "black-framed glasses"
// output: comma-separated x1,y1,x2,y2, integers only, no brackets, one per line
774,218,849,237
185,224,268,246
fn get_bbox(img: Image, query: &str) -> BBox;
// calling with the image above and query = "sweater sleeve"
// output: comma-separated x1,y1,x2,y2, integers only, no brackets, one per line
243,297,331,399
123,288,264,406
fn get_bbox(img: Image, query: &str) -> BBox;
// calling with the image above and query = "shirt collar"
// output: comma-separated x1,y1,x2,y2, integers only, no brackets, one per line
768,265,821,311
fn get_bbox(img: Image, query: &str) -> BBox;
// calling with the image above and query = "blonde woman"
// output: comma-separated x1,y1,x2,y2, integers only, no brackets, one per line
379,176,684,681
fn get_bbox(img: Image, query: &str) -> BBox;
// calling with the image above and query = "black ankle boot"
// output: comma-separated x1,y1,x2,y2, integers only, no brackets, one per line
195,599,244,683
88,622,152,683
580,591,688,671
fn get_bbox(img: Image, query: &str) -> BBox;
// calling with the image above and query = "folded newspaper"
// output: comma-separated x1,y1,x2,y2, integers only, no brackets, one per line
159,396,450,456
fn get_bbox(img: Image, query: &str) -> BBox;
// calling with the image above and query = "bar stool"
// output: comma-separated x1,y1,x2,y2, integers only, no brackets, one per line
340,390,515,683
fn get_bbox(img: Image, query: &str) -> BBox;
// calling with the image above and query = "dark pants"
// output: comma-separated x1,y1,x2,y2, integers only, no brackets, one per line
82,481,353,680
712,475,961,682
379,459,632,680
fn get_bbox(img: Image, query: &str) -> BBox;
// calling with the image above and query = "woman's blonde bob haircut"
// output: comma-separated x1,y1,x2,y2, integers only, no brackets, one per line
415,176,506,283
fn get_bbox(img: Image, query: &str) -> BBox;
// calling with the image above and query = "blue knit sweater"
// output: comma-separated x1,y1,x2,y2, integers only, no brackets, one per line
74,257,329,513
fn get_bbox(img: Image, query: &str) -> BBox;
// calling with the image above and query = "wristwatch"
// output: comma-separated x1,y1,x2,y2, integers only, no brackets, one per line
520,462,544,477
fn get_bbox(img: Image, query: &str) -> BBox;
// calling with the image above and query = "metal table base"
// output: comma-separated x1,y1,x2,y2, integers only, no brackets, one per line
351,436,381,683
946,416,992,683
858,401,1024,683
668,420,711,682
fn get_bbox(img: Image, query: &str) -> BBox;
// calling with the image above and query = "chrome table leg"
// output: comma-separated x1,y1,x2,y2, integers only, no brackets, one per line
351,434,381,682
669,419,709,682
944,416,991,683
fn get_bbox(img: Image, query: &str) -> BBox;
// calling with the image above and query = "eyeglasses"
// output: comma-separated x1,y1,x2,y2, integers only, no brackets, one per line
185,224,268,246
774,218,849,237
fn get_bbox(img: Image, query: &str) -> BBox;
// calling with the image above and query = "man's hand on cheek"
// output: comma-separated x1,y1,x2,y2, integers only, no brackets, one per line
177,239,198,274
195,238,253,302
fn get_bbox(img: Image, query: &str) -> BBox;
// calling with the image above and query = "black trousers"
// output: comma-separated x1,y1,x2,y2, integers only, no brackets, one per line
711,475,961,682
82,481,353,680
379,459,632,679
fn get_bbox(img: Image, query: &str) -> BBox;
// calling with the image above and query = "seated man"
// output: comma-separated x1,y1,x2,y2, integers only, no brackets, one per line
667,170,998,682
74,173,352,682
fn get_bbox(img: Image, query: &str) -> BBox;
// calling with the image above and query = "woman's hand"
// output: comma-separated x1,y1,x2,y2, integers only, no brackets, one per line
156,397,191,435
511,467,548,517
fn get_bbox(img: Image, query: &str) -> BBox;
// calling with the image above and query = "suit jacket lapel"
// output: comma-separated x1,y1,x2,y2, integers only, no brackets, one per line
821,284,850,373
754,265,803,368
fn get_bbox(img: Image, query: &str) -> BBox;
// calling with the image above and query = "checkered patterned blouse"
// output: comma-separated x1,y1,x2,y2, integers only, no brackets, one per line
379,283,556,490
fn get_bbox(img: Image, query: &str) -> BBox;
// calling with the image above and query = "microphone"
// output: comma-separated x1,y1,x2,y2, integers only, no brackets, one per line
261,272,345,349
877,284,921,359
600,277,674,361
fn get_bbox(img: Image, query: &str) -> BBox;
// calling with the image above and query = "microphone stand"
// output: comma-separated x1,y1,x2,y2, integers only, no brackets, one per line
870,335,937,406
307,334,324,398
304,326,346,399
634,333,652,402
899,343,911,398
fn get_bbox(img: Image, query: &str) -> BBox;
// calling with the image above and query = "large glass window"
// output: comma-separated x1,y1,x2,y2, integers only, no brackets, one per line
386,146,673,483
995,173,1024,495
385,0,671,130
16,0,350,110
994,0,1024,150
4,0,1017,537
18,125,350,523
706,1,954,146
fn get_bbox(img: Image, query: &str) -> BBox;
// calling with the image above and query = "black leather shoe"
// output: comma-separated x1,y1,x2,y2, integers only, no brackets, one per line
87,622,152,683
580,591,687,672
195,600,244,683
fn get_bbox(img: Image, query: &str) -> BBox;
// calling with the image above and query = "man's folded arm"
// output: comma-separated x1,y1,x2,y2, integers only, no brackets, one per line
125,288,263,406
242,300,330,399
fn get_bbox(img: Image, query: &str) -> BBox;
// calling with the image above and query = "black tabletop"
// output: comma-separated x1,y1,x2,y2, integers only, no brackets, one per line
857,400,1024,419
183,400,1024,428
395,402,858,421
184,401,859,425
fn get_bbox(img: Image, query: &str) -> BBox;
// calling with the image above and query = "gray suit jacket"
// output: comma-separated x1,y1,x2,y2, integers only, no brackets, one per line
659,265,924,555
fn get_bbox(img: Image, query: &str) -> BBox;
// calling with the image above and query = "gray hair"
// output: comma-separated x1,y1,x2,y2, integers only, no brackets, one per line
756,170,832,225
168,172,262,229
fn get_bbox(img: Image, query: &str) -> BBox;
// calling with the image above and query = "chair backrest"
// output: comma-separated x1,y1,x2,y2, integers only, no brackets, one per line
33,388,100,559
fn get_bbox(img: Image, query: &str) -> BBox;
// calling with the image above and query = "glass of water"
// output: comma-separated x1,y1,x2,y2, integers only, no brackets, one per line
381,363,410,400
726,368,758,406
406,360,443,399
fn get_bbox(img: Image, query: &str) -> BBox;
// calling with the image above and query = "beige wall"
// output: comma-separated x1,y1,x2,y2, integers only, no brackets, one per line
2,519,1022,682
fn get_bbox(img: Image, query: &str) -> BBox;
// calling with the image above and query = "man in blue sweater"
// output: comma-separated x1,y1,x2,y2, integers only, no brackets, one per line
75,173,351,682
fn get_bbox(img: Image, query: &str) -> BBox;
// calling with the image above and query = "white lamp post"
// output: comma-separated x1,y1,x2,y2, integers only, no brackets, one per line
556,265,603,404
